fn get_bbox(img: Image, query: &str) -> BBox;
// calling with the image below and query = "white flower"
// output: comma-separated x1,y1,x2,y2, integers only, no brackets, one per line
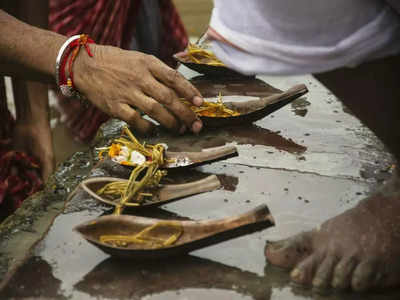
120,146,130,157
129,151,146,165
159,143,168,150
111,155,127,163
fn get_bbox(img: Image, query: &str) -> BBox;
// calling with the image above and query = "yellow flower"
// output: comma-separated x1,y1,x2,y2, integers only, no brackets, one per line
108,143,121,158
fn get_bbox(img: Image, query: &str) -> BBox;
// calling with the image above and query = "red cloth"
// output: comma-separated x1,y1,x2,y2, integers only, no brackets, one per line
159,0,189,67
49,0,140,49
49,0,188,142
0,148,43,213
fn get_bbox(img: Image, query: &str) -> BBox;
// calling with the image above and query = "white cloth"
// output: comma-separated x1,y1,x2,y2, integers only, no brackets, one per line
210,0,400,75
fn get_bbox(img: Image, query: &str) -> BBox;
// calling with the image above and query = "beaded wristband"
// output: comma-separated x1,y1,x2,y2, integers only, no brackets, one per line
55,34,94,99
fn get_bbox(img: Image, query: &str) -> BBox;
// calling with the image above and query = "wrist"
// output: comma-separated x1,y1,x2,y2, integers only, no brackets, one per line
73,43,100,97
55,34,95,99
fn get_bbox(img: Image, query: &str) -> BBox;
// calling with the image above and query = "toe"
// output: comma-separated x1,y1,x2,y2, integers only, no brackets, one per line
351,260,377,292
265,232,312,269
290,253,321,286
374,260,400,288
331,255,357,290
312,254,337,290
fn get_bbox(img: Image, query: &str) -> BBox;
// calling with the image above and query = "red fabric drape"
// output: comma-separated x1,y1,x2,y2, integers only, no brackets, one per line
0,78,43,219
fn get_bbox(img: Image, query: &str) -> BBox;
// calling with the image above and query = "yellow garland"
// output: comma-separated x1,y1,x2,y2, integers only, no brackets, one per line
97,126,168,215
99,221,183,248
186,43,226,67
181,92,240,118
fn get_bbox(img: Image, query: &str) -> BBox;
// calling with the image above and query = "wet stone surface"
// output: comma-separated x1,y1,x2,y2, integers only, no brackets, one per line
0,68,398,299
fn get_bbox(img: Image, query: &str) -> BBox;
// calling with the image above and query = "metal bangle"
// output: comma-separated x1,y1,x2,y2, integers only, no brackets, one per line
55,34,81,89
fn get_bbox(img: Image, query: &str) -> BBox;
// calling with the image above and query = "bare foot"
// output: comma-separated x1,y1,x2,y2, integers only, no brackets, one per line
265,175,400,292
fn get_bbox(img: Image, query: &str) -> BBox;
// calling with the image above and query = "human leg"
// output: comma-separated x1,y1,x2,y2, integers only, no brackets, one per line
12,79,55,181
10,0,55,181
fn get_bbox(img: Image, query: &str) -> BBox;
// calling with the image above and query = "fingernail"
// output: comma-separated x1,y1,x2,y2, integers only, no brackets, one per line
174,51,187,58
191,120,203,133
179,124,186,134
193,96,203,106
267,240,286,252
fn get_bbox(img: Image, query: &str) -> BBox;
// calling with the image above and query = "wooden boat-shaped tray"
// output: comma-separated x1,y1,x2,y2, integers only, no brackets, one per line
180,60,248,78
163,145,237,168
199,84,308,128
74,204,274,259
113,145,237,169
174,32,249,78
81,175,221,209
174,52,251,78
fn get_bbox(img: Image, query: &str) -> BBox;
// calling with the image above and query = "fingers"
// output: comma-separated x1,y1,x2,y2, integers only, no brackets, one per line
143,79,202,133
117,103,155,135
173,51,187,59
123,92,188,133
77,47,204,134
148,55,203,106
135,93,181,131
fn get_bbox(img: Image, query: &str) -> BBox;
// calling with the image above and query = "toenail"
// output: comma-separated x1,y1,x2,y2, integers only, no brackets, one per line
291,268,301,280
312,277,324,287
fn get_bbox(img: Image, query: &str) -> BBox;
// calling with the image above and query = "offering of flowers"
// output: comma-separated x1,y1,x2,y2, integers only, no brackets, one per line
184,43,225,67
97,127,169,214
98,129,168,167
181,93,240,118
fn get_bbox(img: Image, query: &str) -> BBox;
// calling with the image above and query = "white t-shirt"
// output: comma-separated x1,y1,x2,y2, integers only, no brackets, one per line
209,0,400,75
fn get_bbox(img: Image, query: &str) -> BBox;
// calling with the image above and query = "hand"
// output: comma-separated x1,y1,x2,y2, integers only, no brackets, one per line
74,45,204,134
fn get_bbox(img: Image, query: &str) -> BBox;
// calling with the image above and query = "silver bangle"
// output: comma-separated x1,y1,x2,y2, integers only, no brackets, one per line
55,35,83,98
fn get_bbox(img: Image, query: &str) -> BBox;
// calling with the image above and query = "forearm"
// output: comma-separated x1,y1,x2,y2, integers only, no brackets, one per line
0,9,66,82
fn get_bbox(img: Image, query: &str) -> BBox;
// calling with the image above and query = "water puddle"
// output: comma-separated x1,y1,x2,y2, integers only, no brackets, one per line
290,97,311,117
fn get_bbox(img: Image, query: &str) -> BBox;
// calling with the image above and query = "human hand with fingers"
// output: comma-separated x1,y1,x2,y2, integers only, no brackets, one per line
73,45,204,135
0,9,203,136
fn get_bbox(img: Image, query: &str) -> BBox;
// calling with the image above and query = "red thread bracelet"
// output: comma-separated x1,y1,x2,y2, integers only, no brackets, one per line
56,34,94,99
